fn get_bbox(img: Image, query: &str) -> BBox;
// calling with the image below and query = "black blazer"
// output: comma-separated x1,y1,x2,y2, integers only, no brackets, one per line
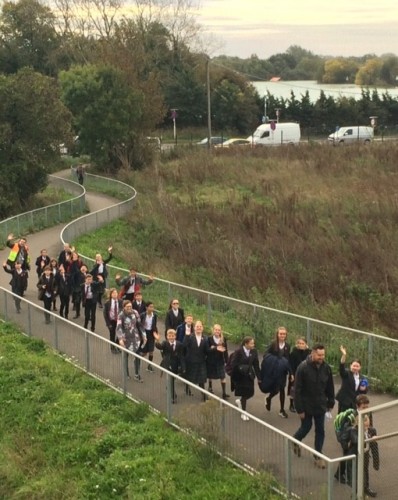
336,362,368,410
103,298,123,328
133,300,147,316
55,272,72,297
183,334,209,364
165,308,185,333
81,281,102,305
140,312,158,333
37,273,56,299
155,340,186,374
35,255,50,277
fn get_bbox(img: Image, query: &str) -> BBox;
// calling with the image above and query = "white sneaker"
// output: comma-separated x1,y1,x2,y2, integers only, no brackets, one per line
235,399,242,409
241,414,250,421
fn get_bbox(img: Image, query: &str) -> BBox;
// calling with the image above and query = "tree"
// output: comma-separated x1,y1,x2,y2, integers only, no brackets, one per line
321,58,359,84
380,55,398,86
355,58,382,86
0,68,73,217
0,0,62,75
59,64,144,170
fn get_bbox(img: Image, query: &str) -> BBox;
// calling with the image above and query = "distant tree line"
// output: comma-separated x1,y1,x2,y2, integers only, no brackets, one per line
213,45,398,86
1,0,398,193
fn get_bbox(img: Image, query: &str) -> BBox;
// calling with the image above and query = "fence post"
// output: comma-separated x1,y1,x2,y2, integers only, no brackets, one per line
367,335,373,379
27,303,32,336
285,438,292,495
166,373,173,422
207,294,212,326
306,318,312,346
54,319,59,351
85,330,90,372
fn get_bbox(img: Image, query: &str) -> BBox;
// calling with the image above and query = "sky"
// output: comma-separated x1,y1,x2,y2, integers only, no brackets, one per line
198,1,398,59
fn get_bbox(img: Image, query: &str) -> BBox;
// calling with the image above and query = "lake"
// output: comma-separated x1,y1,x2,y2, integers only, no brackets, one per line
252,80,398,102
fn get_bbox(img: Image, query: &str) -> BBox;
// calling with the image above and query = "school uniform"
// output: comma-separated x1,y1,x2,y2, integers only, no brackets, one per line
336,362,368,413
183,334,209,385
81,281,102,331
155,340,185,402
55,271,72,319
103,297,123,351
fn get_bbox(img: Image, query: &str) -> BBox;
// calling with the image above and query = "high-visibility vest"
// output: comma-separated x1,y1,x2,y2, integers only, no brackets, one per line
7,242,30,265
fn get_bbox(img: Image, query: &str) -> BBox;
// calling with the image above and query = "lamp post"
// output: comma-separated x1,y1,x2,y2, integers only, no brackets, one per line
171,109,178,144
206,57,212,151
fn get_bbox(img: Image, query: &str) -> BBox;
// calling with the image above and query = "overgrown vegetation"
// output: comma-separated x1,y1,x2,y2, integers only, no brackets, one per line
0,323,279,499
76,143,398,339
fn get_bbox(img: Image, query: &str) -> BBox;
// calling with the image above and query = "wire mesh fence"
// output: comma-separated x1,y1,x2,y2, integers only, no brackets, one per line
1,288,359,500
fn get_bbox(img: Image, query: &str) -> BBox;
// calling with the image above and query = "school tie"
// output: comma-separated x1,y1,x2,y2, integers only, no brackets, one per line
113,300,117,320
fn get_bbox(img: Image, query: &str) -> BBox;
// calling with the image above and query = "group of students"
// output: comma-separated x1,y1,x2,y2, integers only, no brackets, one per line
3,236,381,494
110,295,230,402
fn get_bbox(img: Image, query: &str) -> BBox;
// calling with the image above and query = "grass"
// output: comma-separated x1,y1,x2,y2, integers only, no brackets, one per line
0,322,279,499
71,142,398,393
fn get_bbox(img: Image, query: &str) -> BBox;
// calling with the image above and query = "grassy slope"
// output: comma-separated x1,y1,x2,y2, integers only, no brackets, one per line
0,324,278,500
79,143,398,337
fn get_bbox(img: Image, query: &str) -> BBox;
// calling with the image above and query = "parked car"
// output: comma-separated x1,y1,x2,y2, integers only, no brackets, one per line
328,126,373,145
196,136,226,146
215,138,251,148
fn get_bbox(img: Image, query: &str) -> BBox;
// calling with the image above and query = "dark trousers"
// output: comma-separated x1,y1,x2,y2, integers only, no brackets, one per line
11,287,23,312
293,413,326,453
43,295,52,323
83,299,97,331
72,291,82,316
123,350,141,377
59,295,70,318
108,320,119,351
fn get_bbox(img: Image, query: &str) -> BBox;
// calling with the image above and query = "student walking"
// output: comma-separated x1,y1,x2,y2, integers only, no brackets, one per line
37,266,56,324
288,337,311,413
140,301,158,372
81,273,104,332
3,260,28,313
103,288,123,353
206,324,230,399
264,326,292,418
336,345,369,413
154,329,185,403
231,336,261,421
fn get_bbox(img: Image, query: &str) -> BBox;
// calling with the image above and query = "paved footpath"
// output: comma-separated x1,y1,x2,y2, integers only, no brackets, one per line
1,169,396,498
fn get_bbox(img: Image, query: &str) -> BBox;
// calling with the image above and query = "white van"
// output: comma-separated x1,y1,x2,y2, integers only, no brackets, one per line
249,122,301,146
328,126,373,145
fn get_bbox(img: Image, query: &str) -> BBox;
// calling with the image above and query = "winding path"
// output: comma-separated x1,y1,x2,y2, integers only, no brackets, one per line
1,169,396,499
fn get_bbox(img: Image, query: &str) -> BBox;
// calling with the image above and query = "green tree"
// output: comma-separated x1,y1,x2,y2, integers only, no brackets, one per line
59,64,144,170
380,55,398,85
0,68,72,217
0,0,62,75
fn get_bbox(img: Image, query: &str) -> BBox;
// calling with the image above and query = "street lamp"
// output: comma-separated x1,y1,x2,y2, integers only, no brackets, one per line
171,108,178,144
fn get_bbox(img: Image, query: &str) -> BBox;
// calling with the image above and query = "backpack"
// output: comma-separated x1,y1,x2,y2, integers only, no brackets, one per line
334,408,356,445
225,350,237,377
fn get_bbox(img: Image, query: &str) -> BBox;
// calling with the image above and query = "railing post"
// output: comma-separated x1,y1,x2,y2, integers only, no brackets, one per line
327,461,334,500
54,319,59,351
306,318,312,346
27,303,32,336
207,293,212,326
122,350,127,395
85,330,90,371
367,335,373,379
166,373,173,422
285,439,292,495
